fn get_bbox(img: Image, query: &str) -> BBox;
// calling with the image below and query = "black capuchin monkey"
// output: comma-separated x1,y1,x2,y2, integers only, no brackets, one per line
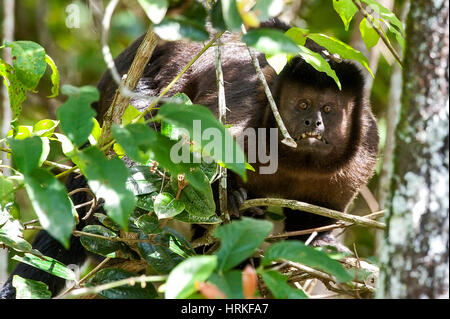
0,20,378,298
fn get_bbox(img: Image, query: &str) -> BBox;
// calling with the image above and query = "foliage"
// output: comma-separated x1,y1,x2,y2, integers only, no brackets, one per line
0,0,404,299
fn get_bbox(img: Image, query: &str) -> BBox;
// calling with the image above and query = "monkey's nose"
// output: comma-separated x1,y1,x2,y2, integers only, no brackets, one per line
304,119,323,128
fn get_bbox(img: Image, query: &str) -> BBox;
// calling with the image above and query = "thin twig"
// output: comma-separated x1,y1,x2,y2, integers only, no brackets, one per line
241,26,297,148
68,187,98,221
55,257,112,299
62,274,167,299
0,147,78,173
267,210,385,239
23,225,153,244
352,0,403,66
214,36,230,222
286,260,375,293
240,198,386,229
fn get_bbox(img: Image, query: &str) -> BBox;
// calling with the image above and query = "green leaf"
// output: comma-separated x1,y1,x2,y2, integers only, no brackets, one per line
165,255,217,299
0,175,14,209
306,33,373,77
260,270,307,299
262,241,353,283
154,192,185,219
138,229,191,274
208,270,243,299
53,133,76,157
113,124,212,195
13,253,76,281
57,85,98,147
214,218,272,272
360,0,404,35
285,27,308,46
0,229,32,253
297,45,342,90
8,136,44,174
126,166,163,196
154,17,209,42
122,104,144,126
253,0,284,21
80,225,122,258
332,0,358,31
39,137,51,167
169,172,215,218
161,93,192,141
172,92,193,105
94,213,122,232
0,210,32,253
45,54,60,98
88,118,102,146
220,0,243,31
0,58,27,121
12,275,51,299
78,147,135,230
165,228,195,259
6,41,46,90
243,29,300,55
135,193,158,211
211,0,227,31
112,124,152,164
88,268,157,299
134,213,162,234
137,0,168,24
7,125,32,140
32,119,59,137
359,18,380,50
23,168,76,248
158,103,247,180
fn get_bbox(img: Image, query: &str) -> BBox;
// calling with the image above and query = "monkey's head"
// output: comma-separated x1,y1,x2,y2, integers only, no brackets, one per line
273,44,368,171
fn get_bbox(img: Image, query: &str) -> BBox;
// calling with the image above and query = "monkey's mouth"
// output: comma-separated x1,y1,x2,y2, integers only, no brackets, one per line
296,131,328,144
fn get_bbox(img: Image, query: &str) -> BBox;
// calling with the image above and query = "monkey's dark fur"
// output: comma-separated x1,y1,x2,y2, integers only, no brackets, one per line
0,21,378,298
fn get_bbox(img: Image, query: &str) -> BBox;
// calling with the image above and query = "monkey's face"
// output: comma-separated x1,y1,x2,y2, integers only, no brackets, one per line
278,82,354,158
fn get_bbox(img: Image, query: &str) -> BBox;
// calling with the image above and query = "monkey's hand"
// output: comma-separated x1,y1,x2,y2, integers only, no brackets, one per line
227,187,264,218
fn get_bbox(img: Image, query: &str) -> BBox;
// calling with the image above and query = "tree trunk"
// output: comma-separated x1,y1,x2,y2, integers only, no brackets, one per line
377,0,449,299
0,0,15,286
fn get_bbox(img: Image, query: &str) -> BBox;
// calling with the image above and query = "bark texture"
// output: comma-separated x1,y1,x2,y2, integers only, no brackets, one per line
378,0,449,299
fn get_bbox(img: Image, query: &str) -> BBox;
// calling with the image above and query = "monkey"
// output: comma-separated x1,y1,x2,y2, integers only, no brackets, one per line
0,20,378,298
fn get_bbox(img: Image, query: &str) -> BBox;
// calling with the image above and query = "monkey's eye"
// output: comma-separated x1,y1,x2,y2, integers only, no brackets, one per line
323,105,332,113
299,101,310,110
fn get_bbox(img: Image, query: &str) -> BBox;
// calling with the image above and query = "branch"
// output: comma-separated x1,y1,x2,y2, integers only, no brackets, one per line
62,274,167,299
99,27,158,147
352,0,403,67
285,260,376,294
0,147,78,173
24,225,154,244
241,26,297,149
240,198,386,229
214,36,229,222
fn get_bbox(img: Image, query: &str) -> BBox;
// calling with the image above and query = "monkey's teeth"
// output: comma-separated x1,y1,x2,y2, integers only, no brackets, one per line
317,135,322,140
302,133,307,139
